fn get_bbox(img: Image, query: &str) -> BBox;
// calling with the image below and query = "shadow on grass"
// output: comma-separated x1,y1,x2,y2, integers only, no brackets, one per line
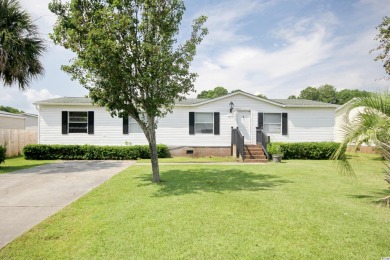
348,189,390,204
138,168,292,197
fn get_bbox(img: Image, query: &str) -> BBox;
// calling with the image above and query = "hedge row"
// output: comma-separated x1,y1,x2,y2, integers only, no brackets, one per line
267,142,344,160
0,146,6,164
23,144,170,160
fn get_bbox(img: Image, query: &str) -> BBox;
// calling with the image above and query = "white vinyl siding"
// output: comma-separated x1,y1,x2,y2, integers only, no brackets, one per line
37,93,336,146
263,113,281,134
195,112,213,134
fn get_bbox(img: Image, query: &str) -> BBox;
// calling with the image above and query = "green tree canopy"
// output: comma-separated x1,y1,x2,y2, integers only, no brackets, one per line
256,93,267,99
0,0,45,90
0,105,24,114
371,16,390,76
49,0,207,182
197,86,228,99
290,84,370,105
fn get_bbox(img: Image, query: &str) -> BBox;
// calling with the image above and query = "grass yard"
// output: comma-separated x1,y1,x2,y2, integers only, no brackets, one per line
0,156,55,174
137,156,238,163
0,155,389,259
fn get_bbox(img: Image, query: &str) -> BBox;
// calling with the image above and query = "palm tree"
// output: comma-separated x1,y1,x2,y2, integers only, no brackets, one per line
333,91,390,205
0,0,45,90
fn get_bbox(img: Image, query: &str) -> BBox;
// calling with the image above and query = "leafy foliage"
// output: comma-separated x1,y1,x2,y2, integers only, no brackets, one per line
0,105,24,114
197,86,228,99
371,16,390,76
256,93,267,99
0,145,6,164
333,92,390,174
0,0,45,90
23,144,170,160
268,142,343,160
49,0,207,182
288,84,371,104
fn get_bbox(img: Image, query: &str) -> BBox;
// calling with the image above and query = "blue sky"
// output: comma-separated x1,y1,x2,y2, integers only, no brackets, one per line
1,0,389,113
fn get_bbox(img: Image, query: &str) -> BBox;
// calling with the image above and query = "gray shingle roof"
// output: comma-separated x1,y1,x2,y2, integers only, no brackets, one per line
175,98,208,105
34,95,339,108
34,97,92,105
34,97,207,105
269,99,339,107
0,111,26,118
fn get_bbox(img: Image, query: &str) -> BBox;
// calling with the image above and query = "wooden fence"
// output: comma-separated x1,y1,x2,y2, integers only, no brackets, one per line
0,129,38,157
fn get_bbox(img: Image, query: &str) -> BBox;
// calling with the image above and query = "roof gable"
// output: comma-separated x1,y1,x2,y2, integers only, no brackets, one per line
34,91,338,108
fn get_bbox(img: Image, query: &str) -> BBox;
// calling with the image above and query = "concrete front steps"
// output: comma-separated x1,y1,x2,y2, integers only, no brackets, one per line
243,144,268,163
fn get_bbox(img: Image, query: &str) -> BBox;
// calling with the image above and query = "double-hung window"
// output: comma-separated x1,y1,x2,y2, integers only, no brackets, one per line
62,111,94,134
68,112,88,133
129,117,143,133
263,113,281,134
195,112,214,134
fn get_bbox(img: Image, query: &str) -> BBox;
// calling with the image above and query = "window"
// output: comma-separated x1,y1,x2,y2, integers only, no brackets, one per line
62,111,94,134
195,112,214,134
129,117,143,133
263,113,281,134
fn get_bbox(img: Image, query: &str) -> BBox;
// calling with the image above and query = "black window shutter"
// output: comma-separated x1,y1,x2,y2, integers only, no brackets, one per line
88,111,94,134
258,113,264,129
282,113,288,135
123,115,129,134
189,112,195,135
62,111,68,134
214,112,220,135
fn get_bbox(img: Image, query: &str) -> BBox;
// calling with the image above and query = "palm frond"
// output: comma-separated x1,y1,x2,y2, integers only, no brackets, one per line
0,0,46,90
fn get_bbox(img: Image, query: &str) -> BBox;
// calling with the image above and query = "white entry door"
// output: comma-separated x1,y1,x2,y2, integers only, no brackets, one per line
236,111,251,143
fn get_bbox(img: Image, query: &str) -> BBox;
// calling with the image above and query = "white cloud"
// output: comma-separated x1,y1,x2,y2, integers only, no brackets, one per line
192,15,336,96
193,0,275,47
0,88,60,114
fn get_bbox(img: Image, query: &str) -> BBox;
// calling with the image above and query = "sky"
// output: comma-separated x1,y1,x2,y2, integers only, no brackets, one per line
1,0,390,113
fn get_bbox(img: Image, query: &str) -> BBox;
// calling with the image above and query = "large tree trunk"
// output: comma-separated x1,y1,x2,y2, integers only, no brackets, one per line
147,126,160,182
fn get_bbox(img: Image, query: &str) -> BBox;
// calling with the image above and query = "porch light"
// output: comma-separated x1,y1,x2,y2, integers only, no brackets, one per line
229,101,234,113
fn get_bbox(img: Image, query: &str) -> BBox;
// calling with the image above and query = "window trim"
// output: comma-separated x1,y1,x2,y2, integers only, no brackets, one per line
263,113,282,134
62,111,94,134
195,112,214,135
129,116,143,133
68,111,88,133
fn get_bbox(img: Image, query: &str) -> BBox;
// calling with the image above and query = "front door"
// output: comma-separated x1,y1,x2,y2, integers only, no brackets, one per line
236,111,251,143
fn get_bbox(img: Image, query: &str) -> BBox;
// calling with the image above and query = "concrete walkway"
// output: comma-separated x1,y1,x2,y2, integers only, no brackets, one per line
0,160,135,249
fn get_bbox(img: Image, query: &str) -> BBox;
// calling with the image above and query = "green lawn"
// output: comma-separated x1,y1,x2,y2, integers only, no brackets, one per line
0,156,55,174
1,155,389,259
137,156,238,163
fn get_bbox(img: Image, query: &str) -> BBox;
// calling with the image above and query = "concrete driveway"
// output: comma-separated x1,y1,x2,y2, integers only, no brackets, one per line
0,160,135,249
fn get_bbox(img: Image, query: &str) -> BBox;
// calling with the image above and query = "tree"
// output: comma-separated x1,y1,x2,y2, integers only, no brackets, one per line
371,16,390,76
256,93,267,99
336,89,370,105
49,0,208,182
0,0,45,90
0,105,24,113
299,86,320,101
317,84,337,104
333,92,390,204
295,85,370,104
197,86,228,99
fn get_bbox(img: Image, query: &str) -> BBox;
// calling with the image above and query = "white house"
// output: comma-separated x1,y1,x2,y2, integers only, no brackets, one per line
0,111,27,129
34,91,339,157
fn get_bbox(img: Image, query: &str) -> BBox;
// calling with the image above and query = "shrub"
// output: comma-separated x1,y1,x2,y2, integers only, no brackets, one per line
267,143,283,155
0,145,6,164
267,142,344,160
23,144,170,160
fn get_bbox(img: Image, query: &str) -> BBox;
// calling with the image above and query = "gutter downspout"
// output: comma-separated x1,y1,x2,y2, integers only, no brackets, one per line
34,104,40,144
